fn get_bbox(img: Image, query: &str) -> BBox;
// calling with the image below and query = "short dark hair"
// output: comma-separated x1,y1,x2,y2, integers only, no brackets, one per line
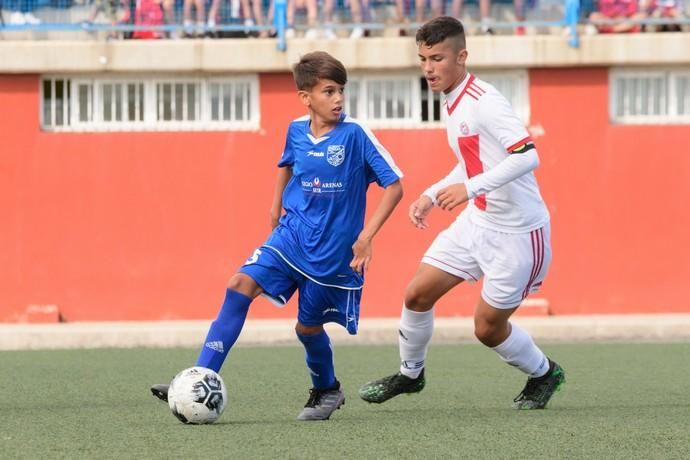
416,16,466,51
293,51,348,91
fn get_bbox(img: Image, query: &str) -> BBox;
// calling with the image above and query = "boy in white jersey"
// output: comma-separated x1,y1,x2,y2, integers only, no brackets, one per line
151,51,404,421
359,16,565,410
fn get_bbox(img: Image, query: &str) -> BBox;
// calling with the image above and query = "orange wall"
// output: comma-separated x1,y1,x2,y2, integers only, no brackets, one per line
1,69,689,323
530,68,690,314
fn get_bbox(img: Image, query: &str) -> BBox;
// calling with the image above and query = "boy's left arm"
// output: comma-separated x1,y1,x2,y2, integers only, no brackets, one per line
436,91,539,211
350,180,403,274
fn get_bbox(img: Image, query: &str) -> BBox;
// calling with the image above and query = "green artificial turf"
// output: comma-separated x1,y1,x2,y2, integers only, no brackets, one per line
1,343,689,459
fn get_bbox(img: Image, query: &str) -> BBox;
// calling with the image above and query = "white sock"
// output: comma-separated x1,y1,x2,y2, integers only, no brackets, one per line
398,304,434,378
492,323,550,378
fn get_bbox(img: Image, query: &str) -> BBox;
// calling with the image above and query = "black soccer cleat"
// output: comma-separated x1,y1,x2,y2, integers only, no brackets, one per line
296,380,346,421
512,359,565,410
150,383,169,403
359,369,426,404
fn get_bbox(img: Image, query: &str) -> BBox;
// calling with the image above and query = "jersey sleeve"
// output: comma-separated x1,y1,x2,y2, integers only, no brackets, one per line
360,125,403,187
463,89,539,199
277,124,295,168
423,163,468,204
478,89,532,153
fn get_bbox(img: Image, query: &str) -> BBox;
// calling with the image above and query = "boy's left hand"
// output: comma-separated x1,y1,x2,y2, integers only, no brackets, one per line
350,237,372,274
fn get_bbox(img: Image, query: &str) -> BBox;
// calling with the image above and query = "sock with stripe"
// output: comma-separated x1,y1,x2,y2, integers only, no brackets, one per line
398,304,434,379
297,330,336,390
492,322,550,378
195,288,251,373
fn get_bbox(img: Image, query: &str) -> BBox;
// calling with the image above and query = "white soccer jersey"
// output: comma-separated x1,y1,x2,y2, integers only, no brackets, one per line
423,73,549,233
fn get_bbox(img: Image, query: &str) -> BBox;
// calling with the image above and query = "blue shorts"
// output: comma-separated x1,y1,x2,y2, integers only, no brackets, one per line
239,247,362,335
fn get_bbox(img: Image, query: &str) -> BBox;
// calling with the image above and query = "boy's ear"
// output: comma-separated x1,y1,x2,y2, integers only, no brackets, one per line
457,49,468,65
298,90,310,107
457,48,468,65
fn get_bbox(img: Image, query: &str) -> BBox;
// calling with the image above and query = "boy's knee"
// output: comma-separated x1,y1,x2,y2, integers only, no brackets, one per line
226,273,262,298
295,322,324,336
404,283,434,311
473,321,494,345
473,316,509,347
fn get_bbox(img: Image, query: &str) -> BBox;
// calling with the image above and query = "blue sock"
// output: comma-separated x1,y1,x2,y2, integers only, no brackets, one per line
195,289,252,373
297,330,336,390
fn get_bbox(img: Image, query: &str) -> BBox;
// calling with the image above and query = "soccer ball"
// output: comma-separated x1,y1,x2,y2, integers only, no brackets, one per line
168,366,227,424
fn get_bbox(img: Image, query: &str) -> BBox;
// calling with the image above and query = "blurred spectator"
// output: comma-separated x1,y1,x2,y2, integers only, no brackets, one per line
414,0,443,24
392,0,408,33
579,0,596,18
183,0,206,36
589,0,646,33
640,0,683,31
7,0,41,24
452,0,528,34
161,0,176,32
286,0,318,38
386,0,440,35
239,0,268,37
347,0,372,38
131,0,166,38
86,0,127,38
322,0,371,38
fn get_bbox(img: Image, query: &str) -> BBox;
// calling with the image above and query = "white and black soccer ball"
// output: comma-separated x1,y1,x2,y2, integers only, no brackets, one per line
168,366,227,424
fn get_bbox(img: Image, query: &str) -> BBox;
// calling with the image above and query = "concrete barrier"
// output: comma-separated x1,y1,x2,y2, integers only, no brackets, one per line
1,315,689,350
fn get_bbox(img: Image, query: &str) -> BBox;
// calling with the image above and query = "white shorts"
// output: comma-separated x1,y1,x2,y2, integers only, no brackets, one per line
422,212,551,309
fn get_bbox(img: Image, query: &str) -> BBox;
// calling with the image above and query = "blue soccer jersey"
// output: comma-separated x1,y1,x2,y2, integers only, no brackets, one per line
263,112,402,289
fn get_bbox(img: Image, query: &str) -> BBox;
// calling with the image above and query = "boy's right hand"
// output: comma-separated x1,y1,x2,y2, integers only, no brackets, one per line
408,195,434,229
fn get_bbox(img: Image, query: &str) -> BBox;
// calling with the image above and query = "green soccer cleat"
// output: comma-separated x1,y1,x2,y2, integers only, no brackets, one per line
512,360,565,410
359,369,426,404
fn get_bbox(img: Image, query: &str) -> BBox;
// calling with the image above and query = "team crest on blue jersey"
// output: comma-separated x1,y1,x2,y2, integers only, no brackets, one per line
327,145,345,167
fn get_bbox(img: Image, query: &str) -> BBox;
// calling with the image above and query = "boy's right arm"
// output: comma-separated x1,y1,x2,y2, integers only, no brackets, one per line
270,166,293,229
410,162,467,228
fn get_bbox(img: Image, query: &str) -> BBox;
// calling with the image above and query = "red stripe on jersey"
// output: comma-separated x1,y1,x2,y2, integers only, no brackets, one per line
458,134,486,211
507,136,533,152
469,83,486,94
465,87,481,100
447,74,476,116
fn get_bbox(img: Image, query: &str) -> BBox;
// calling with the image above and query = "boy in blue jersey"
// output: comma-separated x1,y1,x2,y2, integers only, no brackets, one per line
151,51,404,421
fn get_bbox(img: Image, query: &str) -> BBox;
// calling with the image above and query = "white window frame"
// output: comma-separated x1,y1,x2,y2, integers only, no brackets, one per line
71,79,94,128
40,75,260,132
610,68,690,124
346,70,530,129
153,78,203,128
674,71,690,122
610,69,668,124
347,73,422,128
204,77,260,130
41,77,71,129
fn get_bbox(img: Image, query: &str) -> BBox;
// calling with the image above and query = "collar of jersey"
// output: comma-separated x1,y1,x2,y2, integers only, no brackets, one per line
445,73,474,116
305,112,346,144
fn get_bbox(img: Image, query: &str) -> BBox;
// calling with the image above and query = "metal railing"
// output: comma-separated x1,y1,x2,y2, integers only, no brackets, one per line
2,1,687,52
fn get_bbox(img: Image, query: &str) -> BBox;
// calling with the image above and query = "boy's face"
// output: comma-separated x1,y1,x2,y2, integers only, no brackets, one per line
299,79,345,124
418,38,468,94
